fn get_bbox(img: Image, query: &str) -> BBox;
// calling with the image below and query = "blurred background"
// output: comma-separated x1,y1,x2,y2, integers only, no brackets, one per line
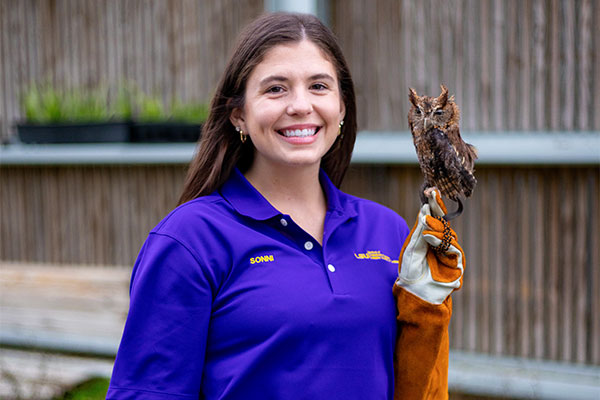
0,0,598,399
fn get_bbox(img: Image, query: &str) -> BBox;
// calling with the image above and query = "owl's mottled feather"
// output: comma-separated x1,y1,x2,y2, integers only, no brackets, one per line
408,85,477,219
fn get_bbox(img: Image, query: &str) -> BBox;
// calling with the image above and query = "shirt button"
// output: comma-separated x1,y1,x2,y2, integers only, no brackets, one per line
304,241,314,251
280,218,288,227
327,264,336,272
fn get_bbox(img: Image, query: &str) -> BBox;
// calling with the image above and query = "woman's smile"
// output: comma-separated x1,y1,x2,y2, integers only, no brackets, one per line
277,124,320,138
275,124,322,145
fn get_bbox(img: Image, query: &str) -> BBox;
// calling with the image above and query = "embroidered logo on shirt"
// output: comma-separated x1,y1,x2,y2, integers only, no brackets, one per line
250,254,275,264
354,250,399,264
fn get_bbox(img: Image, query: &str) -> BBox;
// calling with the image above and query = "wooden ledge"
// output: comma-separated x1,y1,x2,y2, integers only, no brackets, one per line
0,263,130,356
1,131,598,166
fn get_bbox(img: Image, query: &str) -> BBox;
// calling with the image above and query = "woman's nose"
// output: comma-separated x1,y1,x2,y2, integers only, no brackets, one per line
286,89,313,115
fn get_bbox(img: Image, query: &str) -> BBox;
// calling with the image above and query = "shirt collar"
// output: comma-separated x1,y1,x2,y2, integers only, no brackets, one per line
219,167,280,220
318,168,344,215
219,167,355,221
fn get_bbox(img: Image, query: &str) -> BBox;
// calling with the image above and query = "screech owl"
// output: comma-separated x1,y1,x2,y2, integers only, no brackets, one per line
407,85,477,220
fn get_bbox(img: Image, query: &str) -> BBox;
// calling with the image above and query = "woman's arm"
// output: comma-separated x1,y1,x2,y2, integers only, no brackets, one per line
393,189,465,399
107,233,214,399
393,288,452,399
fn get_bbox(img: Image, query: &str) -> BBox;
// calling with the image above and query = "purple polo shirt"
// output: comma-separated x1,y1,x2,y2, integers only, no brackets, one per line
107,168,409,400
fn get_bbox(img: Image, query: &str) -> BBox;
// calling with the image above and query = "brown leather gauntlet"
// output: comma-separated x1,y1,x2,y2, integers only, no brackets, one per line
393,189,464,399
393,287,452,400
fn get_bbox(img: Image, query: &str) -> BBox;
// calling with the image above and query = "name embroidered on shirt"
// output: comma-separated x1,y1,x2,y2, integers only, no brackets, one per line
250,254,274,264
354,250,399,264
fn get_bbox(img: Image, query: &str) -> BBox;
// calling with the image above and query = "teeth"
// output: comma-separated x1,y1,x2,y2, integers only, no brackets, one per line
281,128,317,137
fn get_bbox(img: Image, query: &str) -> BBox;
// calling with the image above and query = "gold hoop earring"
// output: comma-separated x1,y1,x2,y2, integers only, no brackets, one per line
236,127,246,143
338,120,344,137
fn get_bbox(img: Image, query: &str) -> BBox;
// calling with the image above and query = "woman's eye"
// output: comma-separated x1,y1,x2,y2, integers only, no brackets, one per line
266,86,284,94
311,83,327,90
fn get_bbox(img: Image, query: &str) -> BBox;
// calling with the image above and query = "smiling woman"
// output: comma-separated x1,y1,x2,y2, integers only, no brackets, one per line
177,12,357,202
228,39,346,241
106,12,463,400
231,40,345,173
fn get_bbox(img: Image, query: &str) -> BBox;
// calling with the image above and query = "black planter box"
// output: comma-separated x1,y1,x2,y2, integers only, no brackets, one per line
17,122,130,143
130,122,202,143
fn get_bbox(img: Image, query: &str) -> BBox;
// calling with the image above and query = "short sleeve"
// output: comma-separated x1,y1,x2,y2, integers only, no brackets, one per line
107,233,213,399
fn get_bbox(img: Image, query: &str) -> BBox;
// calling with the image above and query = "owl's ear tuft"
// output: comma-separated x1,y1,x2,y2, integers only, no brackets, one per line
409,88,419,107
437,85,449,106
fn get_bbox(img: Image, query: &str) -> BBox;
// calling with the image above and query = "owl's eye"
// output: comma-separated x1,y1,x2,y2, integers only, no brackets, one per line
434,109,443,116
415,109,422,115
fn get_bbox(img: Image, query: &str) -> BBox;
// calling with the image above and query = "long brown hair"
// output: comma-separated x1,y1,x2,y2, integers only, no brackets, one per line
178,12,357,205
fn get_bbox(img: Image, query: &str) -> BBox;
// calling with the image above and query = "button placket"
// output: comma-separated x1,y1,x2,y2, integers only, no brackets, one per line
274,215,339,291
321,234,349,295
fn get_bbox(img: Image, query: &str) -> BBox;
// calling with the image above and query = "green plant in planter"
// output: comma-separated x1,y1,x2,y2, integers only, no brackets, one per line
169,99,209,124
63,88,111,122
23,84,66,123
129,93,208,142
133,92,209,124
112,85,135,121
19,82,209,143
136,93,167,122
22,83,137,124
22,85,119,123
18,83,132,143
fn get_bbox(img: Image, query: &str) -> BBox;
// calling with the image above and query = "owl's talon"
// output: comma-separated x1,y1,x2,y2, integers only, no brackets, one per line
424,187,437,198
419,183,431,204
443,198,464,221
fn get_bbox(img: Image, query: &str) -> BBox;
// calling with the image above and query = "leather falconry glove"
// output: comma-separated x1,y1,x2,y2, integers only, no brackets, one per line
396,188,464,303
393,188,466,400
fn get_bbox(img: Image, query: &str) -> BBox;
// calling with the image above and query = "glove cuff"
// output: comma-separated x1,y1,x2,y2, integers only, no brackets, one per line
393,285,452,327
393,287,452,400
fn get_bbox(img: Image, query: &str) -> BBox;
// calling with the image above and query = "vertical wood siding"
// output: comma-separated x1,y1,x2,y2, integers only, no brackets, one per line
331,0,599,132
0,0,263,141
2,1,598,140
0,165,187,265
343,165,600,366
1,164,598,366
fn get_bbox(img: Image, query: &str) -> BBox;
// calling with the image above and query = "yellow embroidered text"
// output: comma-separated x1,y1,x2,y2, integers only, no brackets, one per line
354,250,399,264
250,254,274,264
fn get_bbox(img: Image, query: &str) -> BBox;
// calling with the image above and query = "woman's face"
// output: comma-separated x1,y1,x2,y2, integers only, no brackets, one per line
231,40,345,172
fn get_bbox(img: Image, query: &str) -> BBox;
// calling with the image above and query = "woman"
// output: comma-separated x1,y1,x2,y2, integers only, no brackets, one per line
107,12,464,400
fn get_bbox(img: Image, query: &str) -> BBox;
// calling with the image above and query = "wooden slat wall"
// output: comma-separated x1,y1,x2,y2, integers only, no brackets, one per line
1,164,599,366
0,165,187,265
2,1,599,140
343,165,600,366
0,0,264,141
331,0,600,131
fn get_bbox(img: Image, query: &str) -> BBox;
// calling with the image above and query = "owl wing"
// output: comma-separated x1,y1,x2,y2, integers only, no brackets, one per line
446,124,478,173
422,129,472,201
412,113,478,202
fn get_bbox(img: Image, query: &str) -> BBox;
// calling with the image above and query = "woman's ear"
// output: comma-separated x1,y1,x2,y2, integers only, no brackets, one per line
339,100,346,123
229,108,245,130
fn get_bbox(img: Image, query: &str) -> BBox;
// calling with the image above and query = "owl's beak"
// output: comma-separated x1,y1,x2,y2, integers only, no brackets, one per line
424,118,430,131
